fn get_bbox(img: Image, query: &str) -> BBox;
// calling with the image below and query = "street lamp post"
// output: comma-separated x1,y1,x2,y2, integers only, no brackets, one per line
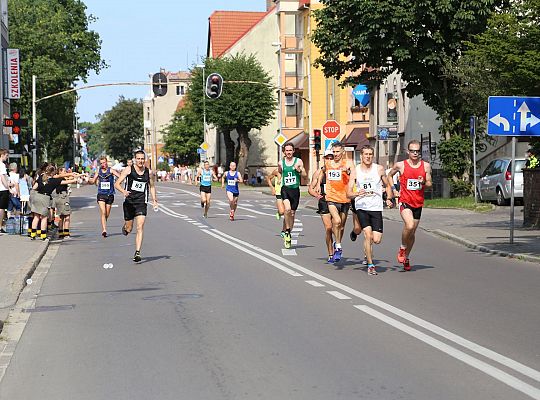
196,64,206,163
32,75,37,170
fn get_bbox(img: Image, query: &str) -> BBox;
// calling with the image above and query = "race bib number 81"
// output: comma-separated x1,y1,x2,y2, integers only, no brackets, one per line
131,181,146,192
407,179,422,190
328,170,342,181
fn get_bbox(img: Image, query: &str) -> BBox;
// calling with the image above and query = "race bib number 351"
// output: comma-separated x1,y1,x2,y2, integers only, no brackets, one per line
131,181,146,192
407,179,422,190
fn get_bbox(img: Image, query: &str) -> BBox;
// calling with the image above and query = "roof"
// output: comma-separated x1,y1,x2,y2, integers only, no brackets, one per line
208,11,267,58
299,0,310,8
343,127,370,147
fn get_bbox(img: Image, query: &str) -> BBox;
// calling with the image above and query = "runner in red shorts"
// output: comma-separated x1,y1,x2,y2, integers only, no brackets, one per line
387,140,432,271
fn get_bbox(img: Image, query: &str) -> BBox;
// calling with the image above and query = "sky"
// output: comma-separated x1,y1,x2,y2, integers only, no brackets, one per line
77,0,265,123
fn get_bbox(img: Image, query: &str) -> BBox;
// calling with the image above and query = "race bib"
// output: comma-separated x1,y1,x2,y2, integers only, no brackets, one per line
407,179,422,190
358,180,374,193
227,179,236,186
284,175,297,186
100,181,111,190
328,170,342,181
131,181,146,192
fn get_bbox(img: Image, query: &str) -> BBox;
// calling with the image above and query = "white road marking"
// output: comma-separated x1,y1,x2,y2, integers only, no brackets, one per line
281,249,297,256
327,291,352,300
291,240,298,245
158,203,540,396
306,280,325,287
292,227,302,232
356,305,540,400
112,205,118,208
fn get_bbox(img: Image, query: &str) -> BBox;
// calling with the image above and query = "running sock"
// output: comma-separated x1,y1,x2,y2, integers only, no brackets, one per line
59,229,64,237
40,230,47,240
336,243,342,249
31,229,37,238
28,227,34,237
63,229,70,238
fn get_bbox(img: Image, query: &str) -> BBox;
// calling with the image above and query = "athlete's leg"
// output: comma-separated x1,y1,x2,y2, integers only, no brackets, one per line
321,213,333,257
362,226,374,264
62,214,71,238
400,208,420,256
134,215,146,252
105,203,112,220
327,204,343,245
124,219,134,233
200,190,206,208
226,191,234,211
339,211,348,241
204,193,211,216
232,195,239,212
276,198,285,216
98,201,108,232
283,199,293,231
352,212,362,235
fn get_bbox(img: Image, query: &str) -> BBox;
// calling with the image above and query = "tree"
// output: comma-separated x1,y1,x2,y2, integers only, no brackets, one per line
9,0,106,164
100,97,143,161
311,0,497,140
188,53,276,172
163,100,203,165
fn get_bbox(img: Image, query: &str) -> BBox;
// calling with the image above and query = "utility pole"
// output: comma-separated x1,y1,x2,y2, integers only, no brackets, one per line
32,75,37,170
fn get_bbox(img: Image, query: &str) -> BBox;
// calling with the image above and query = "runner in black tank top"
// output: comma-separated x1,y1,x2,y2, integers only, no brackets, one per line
115,150,158,263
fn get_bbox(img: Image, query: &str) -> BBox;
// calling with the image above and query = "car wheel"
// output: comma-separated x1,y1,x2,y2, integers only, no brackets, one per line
496,188,509,206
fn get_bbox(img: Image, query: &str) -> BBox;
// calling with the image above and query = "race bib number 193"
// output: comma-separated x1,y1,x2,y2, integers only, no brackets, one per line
131,181,146,192
328,170,342,181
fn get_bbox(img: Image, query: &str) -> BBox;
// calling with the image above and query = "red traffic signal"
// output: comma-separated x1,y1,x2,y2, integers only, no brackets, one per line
206,73,223,99
3,111,28,129
13,126,21,134
313,129,322,151
12,111,21,120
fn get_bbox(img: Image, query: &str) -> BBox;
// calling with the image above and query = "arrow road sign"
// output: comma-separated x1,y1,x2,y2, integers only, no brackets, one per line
488,96,540,136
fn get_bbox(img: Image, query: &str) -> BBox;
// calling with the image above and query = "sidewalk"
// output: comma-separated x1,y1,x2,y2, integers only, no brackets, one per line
0,234,49,327
300,195,540,264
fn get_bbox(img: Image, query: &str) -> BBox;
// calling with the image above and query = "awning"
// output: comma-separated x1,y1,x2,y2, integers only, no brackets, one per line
343,127,370,148
285,131,308,149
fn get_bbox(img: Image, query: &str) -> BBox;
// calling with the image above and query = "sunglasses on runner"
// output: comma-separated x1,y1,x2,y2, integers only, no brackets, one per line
408,149,421,154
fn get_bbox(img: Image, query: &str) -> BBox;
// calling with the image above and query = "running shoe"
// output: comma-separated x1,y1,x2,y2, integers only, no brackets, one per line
326,255,335,264
122,225,129,236
284,232,292,249
229,210,234,221
333,247,343,262
397,247,407,263
102,231,107,238
367,265,378,275
133,250,142,263
403,258,411,271
280,231,286,238
362,256,368,265
350,231,357,241
275,212,281,220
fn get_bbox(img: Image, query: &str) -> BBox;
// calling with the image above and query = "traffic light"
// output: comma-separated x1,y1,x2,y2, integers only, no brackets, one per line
3,111,28,133
152,72,168,97
313,129,321,151
206,73,223,99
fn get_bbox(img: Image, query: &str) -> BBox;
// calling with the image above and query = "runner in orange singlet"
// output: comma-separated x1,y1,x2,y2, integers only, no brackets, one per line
387,140,432,271
324,142,356,262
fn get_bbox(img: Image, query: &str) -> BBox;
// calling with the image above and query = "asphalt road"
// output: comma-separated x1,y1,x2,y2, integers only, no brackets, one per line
1,182,539,400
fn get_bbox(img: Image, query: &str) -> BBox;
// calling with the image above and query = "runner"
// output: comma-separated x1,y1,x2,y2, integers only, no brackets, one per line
221,161,243,221
196,161,218,218
387,139,432,271
266,168,286,236
115,150,158,263
324,141,355,262
348,145,394,275
308,148,335,263
277,143,306,249
88,156,121,237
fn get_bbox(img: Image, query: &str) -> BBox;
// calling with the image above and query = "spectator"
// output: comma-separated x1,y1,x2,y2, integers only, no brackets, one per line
256,167,263,185
250,174,257,186
0,149,9,233
525,148,539,169
8,162,21,217
18,167,31,216
243,168,249,185
217,164,224,180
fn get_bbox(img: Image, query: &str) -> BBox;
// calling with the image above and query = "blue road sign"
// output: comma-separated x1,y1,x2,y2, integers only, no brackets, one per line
470,116,476,139
197,148,206,154
488,96,540,136
352,84,370,107
325,138,338,151
158,156,164,163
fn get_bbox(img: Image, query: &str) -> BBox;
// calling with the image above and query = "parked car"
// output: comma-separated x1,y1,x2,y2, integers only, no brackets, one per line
477,157,525,206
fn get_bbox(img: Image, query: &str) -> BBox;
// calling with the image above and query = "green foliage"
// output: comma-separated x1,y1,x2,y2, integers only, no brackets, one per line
162,100,203,165
438,134,472,178
188,53,276,171
157,162,170,172
311,0,497,136
100,97,143,161
9,0,106,164
79,121,104,159
450,180,473,198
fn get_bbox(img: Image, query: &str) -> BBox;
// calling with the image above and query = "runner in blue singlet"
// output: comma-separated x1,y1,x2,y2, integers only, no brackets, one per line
88,156,121,237
196,161,217,218
221,161,243,221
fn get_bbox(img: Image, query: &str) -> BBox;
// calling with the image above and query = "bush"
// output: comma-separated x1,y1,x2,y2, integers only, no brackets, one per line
157,162,170,172
450,180,472,198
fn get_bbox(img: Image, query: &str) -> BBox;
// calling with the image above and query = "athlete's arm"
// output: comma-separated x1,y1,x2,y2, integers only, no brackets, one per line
296,159,307,177
111,169,122,179
423,162,433,188
387,161,403,182
308,169,323,199
60,178,78,185
346,171,359,200
348,160,356,184
149,171,158,207
379,165,394,208
266,169,277,195
221,172,226,188
114,166,131,196
237,171,244,184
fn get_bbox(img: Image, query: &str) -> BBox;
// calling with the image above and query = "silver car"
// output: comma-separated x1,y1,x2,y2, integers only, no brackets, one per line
477,157,525,206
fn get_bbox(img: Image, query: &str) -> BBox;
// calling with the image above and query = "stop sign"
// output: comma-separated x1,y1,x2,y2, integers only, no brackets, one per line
322,120,341,139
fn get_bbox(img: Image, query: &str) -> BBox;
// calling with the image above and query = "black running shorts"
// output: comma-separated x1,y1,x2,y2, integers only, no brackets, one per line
200,185,211,194
0,190,8,210
356,209,383,233
400,202,423,220
123,201,147,221
317,198,330,215
281,186,300,210
327,201,350,215
97,194,115,205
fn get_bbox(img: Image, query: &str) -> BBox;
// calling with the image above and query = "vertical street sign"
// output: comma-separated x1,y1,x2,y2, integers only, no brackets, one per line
470,116,478,203
7,49,20,100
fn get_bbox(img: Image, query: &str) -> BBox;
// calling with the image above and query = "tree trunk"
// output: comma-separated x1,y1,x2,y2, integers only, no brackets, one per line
237,127,251,175
222,128,236,167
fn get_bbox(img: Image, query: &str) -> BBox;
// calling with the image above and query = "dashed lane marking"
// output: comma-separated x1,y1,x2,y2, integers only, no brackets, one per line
327,291,352,300
306,280,325,287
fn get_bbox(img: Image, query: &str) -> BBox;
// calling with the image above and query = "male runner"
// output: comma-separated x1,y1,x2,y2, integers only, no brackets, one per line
196,161,217,218
324,142,355,262
115,150,158,263
347,145,394,275
88,156,121,237
277,143,306,249
308,148,335,263
266,168,286,236
387,139,432,271
221,161,243,221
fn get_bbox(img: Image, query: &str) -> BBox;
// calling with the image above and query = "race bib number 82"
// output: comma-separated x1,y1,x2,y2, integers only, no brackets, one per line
131,181,146,192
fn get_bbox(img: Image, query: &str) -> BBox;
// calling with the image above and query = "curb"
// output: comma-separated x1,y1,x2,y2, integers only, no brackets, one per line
0,240,49,329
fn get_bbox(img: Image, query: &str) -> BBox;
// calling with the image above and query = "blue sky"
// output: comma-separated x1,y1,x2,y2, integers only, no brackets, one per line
77,0,265,123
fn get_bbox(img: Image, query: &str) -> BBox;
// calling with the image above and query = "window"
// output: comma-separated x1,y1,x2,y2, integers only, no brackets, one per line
482,161,495,177
176,85,185,96
285,94,295,106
